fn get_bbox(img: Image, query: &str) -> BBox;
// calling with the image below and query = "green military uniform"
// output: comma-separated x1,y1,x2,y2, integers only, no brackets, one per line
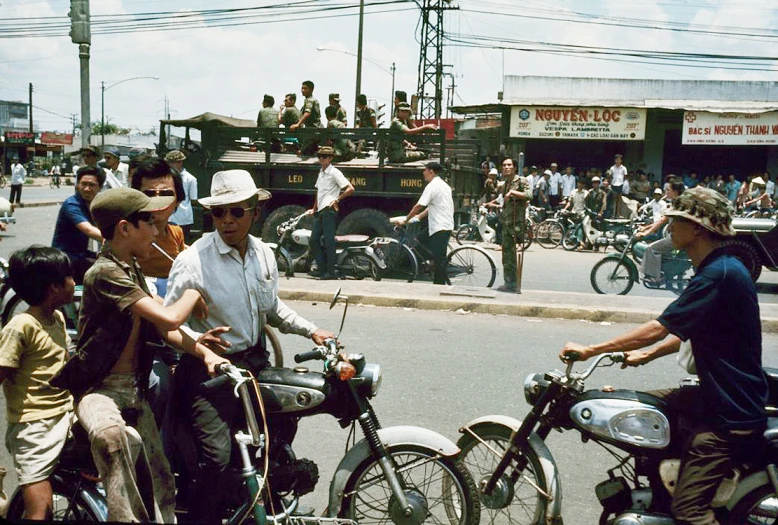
499,174,532,289
280,105,302,128
355,106,377,128
302,96,322,128
327,119,356,162
336,106,348,126
257,107,278,128
585,187,606,214
387,116,428,163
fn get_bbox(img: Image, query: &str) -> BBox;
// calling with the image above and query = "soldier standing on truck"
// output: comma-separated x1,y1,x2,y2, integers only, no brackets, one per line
355,94,377,128
278,93,301,128
291,80,322,155
257,95,278,128
329,93,347,125
387,102,438,163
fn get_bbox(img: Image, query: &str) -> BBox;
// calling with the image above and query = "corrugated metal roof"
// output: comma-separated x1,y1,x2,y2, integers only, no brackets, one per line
161,112,256,129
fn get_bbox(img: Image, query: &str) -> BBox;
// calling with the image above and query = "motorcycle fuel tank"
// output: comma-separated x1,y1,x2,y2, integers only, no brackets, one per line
292,228,312,246
569,394,670,450
256,367,330,414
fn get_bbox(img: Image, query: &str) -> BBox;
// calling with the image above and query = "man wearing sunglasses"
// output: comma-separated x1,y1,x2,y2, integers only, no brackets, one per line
309,146,354,279
165,169,335,524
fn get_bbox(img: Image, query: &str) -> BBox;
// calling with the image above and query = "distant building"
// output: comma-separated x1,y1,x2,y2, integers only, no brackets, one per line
452,76,778,179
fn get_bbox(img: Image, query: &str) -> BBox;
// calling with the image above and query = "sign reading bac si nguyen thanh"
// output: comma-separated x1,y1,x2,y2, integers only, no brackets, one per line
509,106,646,140
682,111,778,145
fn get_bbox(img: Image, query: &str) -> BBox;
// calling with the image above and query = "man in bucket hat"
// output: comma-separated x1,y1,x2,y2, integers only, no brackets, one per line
165,169,335,524
561,187,767,525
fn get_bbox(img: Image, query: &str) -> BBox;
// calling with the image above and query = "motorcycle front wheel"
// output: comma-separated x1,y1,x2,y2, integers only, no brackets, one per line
727,484,778,523
457,424,548,524
341,444,480,525
562,227,580,251
455,224,479,245
590,258,635,295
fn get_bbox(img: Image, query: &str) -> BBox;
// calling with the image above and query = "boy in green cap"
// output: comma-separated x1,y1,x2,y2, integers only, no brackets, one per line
52,187,229,523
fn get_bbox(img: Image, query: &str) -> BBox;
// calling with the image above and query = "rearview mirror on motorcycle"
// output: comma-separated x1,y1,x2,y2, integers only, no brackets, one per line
329,287,349,340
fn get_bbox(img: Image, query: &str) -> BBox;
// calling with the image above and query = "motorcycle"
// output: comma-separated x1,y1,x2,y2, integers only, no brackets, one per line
590,229,693,295
271,212,389,281
456,351,778,525
6,289,481,524
456,205,499,245
576,208,633,252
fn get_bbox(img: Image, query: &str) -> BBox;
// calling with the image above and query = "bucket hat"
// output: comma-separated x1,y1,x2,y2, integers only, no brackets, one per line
664,186,736,237
164,150,186,162
198,170,271,208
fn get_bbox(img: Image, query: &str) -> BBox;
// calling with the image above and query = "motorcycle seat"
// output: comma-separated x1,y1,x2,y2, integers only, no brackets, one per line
603,218,632,224
58,421,97,472
335,234,370,244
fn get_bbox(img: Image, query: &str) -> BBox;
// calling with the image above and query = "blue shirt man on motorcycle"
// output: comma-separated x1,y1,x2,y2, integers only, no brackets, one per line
561,187,768,525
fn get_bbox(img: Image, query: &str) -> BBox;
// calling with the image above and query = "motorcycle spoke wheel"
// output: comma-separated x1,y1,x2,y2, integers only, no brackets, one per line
534,220,563,249
590,258,635,295
446,246,497,288
562,227,580,251
457,425,547,525
728,484,778,524
456,224,478,245
6,481,103,521
341,445,480,525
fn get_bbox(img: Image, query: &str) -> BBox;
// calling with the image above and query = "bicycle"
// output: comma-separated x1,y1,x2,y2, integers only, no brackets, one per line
383,217,497,288
50,174,61,188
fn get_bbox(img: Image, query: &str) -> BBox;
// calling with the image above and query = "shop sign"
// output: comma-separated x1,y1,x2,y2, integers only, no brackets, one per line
509,106,646,140
682,111,778,145
5,131,35,145
41,132,74,145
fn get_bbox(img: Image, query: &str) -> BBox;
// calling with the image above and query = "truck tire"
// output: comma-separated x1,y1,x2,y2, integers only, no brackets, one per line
261,205,311,244
721,239,762,282
336,208,391,238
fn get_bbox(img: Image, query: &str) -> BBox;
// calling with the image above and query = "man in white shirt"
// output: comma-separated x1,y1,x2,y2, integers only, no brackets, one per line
308,146,354,279
165,169,335,524
73,146,113,188
103,147,128,187
639,188,668,223
560,166,576,199
9,157,26,205
765,172,776,200
526,165,538,204
548,162,562,207
405,161,454,285
166,149,198,239
609,154,628,216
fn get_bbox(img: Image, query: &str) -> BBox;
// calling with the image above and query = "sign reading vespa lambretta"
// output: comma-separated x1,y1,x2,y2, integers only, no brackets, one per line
682,111,778,145
510,106,646,140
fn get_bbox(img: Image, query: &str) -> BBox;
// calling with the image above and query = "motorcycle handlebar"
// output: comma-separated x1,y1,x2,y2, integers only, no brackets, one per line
200,363,240,391
294,349,324,363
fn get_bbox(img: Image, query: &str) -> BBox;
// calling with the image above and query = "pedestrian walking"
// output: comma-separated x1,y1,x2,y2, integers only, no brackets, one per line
9,158,26,205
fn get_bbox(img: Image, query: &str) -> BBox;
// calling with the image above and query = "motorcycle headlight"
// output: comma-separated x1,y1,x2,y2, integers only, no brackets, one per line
523,372,549,406
357,363,382,397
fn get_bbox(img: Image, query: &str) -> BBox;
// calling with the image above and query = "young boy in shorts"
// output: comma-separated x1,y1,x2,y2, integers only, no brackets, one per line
51,187,229,523
0,246,75,519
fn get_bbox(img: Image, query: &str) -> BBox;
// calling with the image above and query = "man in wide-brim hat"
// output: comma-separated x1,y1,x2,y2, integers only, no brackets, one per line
561,186,767,525
165,169,336,524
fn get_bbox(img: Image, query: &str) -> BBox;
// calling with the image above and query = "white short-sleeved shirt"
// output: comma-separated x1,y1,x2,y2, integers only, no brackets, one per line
418,176,454,235
610,164,628,186
169,169,198,226
315,164,350,210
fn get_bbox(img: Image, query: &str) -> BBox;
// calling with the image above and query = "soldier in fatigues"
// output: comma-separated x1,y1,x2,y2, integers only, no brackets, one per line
257,94,278,128
329,94,348,125
387,102,437,163
325,105,356,162
494,157,532,292
278,93,302,128
354,94,376,128
291,80,322,155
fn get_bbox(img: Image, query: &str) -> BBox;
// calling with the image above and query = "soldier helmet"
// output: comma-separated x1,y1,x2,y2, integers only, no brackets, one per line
664,186,736,237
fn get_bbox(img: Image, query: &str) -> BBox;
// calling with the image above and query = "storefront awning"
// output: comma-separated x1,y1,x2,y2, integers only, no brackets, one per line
453,99,778,115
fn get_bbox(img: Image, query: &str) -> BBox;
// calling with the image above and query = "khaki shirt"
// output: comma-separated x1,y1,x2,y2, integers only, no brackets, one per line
499,174,532,226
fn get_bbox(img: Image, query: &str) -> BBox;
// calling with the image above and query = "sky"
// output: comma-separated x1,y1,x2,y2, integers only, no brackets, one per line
1,0,777,137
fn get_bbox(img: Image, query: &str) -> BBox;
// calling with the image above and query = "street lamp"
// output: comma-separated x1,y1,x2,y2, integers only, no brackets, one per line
101,76,159,148
316,47,396,125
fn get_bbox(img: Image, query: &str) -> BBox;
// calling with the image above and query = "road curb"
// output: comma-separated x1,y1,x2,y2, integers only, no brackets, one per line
14,201,61,208
278,289,778,332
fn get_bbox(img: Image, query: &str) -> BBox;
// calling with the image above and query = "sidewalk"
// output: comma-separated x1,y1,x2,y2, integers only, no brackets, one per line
278,276,778,333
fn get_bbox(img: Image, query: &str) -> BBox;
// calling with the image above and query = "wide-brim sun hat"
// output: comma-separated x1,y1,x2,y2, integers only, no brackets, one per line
488,168,498,176
199,169,271,208
752,176,766,186
664,186,736,237
653,188,663,195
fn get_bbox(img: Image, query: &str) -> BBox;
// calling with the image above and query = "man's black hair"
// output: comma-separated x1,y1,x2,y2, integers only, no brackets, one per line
395,90,407,102
128,154,151,173
286,93,297,103
8,246,72,305
302,80,314,90
356,94,367,105
263,94,274,107
325,105,338,120
425,161,443,174
670,181,685,195
503,158,518,169
76,165,106,187
130,158,184,203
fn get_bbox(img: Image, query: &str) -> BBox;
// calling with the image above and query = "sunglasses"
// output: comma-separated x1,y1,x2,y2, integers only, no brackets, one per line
143,189,176,198
211,206,254,219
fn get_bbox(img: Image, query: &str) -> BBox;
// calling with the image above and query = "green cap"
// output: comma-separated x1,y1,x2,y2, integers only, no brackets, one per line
90,187,174,231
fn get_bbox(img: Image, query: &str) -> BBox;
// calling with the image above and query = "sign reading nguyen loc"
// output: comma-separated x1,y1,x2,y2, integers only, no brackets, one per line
682,111,778,146
509,106,646,141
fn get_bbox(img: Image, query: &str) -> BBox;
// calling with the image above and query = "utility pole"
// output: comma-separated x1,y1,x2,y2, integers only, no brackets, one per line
416,0,458,120
71,114,77,136
28,83,33,133
354,0,365,122
69,0,91,148
164,95,171,139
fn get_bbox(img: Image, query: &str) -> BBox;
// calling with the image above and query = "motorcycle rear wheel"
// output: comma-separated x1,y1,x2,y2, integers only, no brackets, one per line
727,483,778,523
590,258,635,295
341,444,480,525
562,227,580,251
457,424,548,525
6,478,105,521
455,224,479,245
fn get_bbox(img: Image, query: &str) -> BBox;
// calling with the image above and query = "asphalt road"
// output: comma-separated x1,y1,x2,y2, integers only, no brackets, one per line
2,182,74,205
1,302,776,524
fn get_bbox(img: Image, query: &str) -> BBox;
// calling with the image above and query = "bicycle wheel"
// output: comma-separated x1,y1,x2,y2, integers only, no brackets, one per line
340,444,480,525
382,239,418,282
6,477,105,521
446,246,497,288
455,224,478,245
562,227,580,251
262,325,283,367
590,257,635,295
534,220,564,249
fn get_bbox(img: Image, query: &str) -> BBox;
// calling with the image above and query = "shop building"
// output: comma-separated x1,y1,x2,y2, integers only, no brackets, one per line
452,76,778,180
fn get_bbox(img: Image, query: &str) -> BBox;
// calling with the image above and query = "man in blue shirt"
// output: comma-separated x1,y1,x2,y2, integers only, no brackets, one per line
725,173,741,205
560,187,767,525
52,166,105,283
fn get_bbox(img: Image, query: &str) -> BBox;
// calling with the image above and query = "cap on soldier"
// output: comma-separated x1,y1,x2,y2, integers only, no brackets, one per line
165,150,187,162
81,145,100,156
397,102,411,111
90,187,175,232
329,93,340,102
317,146,335,157
103,147,121,159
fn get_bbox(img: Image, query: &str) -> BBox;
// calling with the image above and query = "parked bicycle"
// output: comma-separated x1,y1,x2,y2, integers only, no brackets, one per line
384,217,497,287
534,208,581,249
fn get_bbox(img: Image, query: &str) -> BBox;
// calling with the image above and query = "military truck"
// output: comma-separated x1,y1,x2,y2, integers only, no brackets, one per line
157,113,482,243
